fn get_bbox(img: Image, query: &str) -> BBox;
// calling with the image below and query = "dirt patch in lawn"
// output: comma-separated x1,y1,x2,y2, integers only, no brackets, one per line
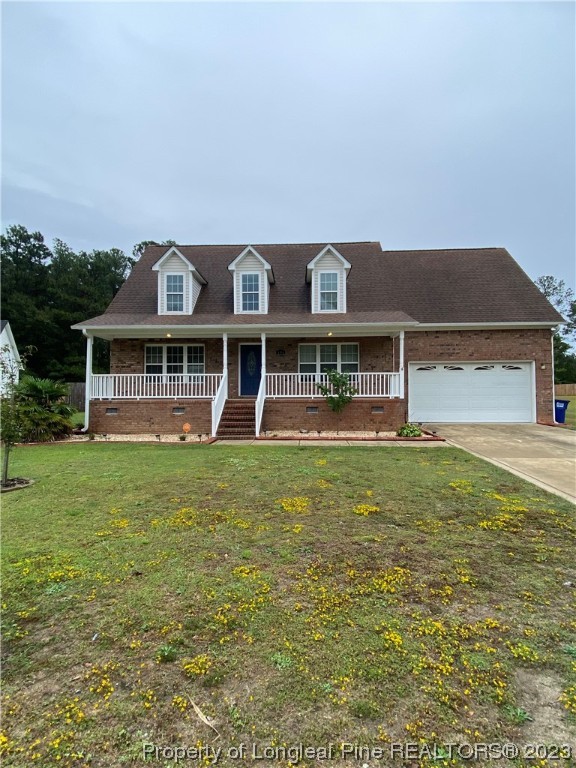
514,668,576,746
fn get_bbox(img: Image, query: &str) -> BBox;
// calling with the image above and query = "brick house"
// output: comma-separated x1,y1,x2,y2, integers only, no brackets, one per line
72,242,563,437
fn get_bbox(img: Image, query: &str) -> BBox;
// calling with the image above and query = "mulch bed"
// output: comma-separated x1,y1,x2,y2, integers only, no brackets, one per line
1,478,35,493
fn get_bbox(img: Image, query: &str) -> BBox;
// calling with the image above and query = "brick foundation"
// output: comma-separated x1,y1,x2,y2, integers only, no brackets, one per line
262,398,406,433
89,400,212,435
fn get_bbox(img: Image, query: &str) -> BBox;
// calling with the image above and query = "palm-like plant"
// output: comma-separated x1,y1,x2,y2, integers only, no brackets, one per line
16,375,74,442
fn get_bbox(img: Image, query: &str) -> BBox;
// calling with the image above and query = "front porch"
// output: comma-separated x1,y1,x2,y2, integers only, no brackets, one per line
85,332,407,436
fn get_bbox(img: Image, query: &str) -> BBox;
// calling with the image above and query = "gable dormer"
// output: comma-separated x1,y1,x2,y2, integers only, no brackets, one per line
306,245,351,313
152,247,207,315
228,246,274,314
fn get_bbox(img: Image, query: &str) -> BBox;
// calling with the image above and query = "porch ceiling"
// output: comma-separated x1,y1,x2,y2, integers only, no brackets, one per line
77,320,418,341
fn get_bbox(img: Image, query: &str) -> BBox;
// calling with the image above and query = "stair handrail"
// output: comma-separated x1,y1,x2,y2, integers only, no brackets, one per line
255,374,266,437
211,370,228,436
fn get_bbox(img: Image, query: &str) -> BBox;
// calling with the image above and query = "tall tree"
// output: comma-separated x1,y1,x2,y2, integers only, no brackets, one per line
535,276,575,342
535,275,576,383
132,239,177,260
0,225,53,374
1,225,135,379
47,240,135,378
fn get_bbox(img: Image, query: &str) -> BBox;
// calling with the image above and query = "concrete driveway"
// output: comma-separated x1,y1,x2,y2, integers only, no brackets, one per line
425,423,576,503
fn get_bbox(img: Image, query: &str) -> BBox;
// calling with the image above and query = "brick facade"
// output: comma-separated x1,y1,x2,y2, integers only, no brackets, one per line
404,328,554,423
110,338,223,374
94,329,553,432
89,400,212,435
262,398,406,434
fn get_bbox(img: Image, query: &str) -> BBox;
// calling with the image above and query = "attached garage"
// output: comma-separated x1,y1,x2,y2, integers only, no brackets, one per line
408,362,535,423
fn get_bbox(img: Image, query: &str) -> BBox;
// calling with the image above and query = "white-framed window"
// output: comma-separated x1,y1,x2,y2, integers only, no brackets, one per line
165,274,184,313
145,345,205,375
319,271,339,311
241,273,260,312
298,343,359,374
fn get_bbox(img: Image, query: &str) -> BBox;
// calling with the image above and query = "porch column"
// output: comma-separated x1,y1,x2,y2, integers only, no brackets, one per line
82,333,93,432
261,332,267,379
399,330,405,399
222,333,228,372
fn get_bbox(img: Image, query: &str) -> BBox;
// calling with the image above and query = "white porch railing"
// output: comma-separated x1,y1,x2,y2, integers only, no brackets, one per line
266,372,402,398
211,371,228,437
91,373,223,400
255,374,266,436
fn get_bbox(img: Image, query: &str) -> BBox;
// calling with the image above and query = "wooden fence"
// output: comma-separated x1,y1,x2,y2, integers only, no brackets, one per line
66,382,85,410
555,383,576,396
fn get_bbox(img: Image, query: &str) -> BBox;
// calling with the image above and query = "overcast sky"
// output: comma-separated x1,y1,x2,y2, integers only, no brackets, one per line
2,1,574,286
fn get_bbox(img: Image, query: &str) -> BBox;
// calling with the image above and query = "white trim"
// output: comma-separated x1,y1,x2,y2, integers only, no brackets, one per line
163,272,187,314
238,342,262,396
551,329,556,423
144,343,206,376
71,323,418,340
531,359,537,423
82,333,93,432
298,342,360,375
151,246,207,283
0,322,21,367
317,269,341,313
239,272,262,314
227,246,274,283
261,332,267,378
413,322,560,330
399,330,405,399
305,244,351,281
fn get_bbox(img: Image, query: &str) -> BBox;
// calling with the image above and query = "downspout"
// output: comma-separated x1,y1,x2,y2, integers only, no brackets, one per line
551,328,556,423
81,332,93,432
399,330,405,399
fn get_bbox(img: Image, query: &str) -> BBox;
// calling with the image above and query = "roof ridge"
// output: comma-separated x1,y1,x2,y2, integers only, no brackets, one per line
149,241,380,248
380,246,507,253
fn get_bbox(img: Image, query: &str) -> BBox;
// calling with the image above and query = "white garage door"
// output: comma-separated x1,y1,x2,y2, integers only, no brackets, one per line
408,362,534,423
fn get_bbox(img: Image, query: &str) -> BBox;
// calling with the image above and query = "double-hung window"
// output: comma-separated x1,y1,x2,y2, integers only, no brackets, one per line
241,273,260,312
145,345,205,377
166,274,184,312
319,272,339,311
298,343,359,376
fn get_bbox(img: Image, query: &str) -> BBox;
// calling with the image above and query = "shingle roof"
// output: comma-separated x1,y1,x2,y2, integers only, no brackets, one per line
74,242,563,328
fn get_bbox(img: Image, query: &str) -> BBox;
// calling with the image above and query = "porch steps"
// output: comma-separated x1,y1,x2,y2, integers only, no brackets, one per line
216,399,256,439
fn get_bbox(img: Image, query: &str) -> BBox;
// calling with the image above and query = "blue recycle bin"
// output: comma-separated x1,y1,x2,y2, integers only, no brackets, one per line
554,399,570,424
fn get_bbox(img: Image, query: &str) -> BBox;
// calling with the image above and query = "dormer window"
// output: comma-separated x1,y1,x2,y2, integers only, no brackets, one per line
241,273,260,312
166,274,184,312
152,247,207,316
306,245,351,314
319,272,338,311
228,246,274,314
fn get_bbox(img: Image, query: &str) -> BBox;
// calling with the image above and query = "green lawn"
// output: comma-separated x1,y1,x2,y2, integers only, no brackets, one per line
560,395,576,430
1,444,575,767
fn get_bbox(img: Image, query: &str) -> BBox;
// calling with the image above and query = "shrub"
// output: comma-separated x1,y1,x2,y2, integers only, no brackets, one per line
16,376,74,442
396,423,422,438
317,370,357,414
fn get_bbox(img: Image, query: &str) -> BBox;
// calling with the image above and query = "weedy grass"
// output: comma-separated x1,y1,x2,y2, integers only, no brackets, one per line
1,443,575,767
561,396,576,430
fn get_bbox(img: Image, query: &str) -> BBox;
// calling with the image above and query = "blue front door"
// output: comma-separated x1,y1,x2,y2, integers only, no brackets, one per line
240,345,262,396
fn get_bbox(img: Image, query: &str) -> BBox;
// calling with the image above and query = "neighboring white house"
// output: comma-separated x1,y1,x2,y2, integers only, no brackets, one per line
0,320,22,395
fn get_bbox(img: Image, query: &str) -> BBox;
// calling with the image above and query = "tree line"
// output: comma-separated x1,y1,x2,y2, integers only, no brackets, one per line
1,224,575,382
0,225,174,380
